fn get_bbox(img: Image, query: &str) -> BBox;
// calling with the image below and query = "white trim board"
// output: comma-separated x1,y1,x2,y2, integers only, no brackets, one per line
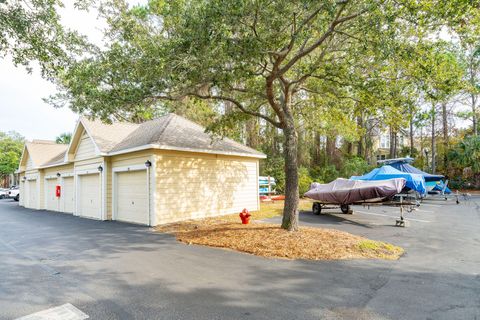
150,155,157,226
102,159,107,220
112,164,148,173
75,168,102,176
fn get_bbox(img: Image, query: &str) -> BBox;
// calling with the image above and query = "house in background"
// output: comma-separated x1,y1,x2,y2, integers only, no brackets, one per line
17,114,265,226
372,131,408,163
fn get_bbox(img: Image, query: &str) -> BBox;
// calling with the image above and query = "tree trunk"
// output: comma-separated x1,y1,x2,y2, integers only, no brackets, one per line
431,103,436,174
281,124,299,231
347,141,353,155
442,102,449,171
389,127,395,159
471,94,477,136
420,127,425,170
410,117,414,157
393,132,398,158
246,118,260,149
297,128,307,167
313,131,322,166
357,115,364,158
326,135,336,165
270,123,279,157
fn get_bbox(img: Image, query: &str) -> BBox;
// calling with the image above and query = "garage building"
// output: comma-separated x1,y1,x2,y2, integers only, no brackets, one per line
17,113,265,226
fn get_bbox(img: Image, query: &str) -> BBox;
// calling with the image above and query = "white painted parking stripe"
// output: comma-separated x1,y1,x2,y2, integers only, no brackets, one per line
16,303,88,320
413,209,434,213
354,210,431,223
419,203,441,207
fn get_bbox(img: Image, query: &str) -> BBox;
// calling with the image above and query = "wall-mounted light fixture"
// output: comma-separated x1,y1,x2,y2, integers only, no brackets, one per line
145,160,152,168
98,165,103,172
56,172,61,177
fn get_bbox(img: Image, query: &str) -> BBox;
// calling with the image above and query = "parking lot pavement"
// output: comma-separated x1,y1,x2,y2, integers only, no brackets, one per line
1,198,479,320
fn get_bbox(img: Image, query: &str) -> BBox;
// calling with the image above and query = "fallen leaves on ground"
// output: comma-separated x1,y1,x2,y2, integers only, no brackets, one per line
156,201,404,261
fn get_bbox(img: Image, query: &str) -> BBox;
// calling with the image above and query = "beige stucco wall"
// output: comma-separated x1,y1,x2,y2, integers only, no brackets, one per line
154,150,259,225
44,164,74,177
18,143,260,226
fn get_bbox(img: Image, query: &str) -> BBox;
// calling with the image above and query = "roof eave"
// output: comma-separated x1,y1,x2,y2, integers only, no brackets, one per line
104,144,267,159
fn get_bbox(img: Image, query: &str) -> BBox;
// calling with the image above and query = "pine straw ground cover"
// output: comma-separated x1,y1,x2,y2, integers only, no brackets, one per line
156,200,404,260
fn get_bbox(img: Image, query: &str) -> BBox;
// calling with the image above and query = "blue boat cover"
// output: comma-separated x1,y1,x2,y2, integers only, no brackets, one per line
389,162,444,182
431,181,452,194
351,165,427,195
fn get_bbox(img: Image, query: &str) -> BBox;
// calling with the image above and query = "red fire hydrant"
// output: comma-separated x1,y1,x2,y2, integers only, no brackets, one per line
239,208,251,224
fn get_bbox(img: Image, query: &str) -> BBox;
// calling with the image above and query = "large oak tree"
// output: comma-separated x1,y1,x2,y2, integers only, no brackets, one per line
50,0,480,230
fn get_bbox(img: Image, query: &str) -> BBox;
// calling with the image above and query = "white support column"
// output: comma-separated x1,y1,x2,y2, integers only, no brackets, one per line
150,155,157,226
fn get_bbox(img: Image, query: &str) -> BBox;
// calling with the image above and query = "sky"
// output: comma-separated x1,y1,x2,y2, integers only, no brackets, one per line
0,0,145,141
0,2,469,141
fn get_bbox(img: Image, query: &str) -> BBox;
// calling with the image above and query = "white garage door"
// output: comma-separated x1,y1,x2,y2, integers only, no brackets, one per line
62,177,75,214
45,178,59,211
27,179,37,209
115,170,149,225
78,174,101,219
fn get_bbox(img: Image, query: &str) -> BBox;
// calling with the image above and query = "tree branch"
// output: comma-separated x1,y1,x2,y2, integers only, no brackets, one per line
189,93,283,128
278,5,368,75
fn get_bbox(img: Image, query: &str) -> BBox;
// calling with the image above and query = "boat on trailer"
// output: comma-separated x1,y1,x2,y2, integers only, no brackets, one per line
304,178,406,215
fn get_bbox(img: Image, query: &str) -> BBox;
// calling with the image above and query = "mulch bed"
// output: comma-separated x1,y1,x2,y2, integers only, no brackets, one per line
156,209,404,260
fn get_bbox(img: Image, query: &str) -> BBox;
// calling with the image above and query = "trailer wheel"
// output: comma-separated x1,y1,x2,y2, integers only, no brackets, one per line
312,203,322,215
340,204,351,214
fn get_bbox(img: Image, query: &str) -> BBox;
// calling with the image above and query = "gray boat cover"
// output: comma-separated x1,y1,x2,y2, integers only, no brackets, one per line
304,178,406,204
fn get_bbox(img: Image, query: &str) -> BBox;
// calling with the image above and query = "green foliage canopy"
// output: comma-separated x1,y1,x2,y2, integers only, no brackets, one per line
0,0,88,78
0,131,24,176
55,132,72,144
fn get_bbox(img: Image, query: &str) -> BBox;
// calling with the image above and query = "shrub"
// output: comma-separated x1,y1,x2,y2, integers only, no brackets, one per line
298,167,314,195
310,165,339,183
340,157,372,178
260,156,286,193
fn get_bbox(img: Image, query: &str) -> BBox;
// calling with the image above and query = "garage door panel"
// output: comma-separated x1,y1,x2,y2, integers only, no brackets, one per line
27,180,37,209
45,179,58,211
62,177,74,214
79,174,101,219
115,170,149,225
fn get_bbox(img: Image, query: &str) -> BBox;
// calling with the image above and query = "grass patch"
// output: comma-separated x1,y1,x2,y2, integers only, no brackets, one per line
357,240,404,260
156,200,404,261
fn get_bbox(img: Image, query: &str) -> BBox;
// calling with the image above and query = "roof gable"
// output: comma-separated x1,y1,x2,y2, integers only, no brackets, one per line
18,140,68,170
74,130,98,161
81,117,138,153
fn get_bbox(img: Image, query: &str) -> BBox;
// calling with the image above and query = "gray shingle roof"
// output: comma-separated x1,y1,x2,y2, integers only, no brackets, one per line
108,114,265,157
82,113,265,158
21,113,264,172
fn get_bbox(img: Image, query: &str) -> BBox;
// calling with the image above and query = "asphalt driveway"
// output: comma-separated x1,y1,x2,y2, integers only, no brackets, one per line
0,198,479,320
